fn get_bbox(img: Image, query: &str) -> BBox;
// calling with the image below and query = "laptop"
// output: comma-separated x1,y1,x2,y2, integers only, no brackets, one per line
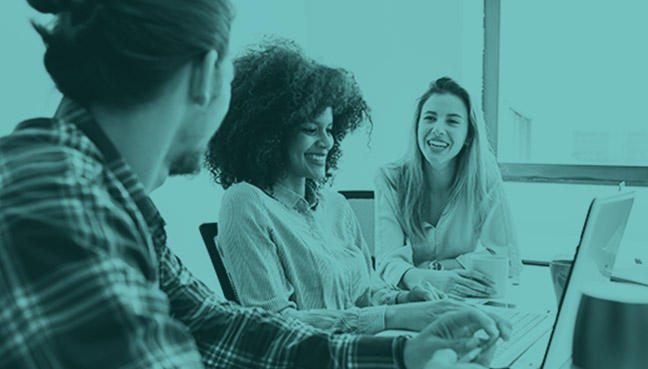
490,191,637,369
378,192,636,368
582,191,648,287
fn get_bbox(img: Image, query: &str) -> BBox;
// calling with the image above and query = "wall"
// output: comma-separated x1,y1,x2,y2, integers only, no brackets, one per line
1,3,59,135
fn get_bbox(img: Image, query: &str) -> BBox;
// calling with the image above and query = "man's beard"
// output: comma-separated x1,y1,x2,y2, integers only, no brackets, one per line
169,149,203,176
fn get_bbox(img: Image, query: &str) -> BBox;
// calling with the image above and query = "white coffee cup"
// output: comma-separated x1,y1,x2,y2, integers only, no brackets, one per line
470,255,509,299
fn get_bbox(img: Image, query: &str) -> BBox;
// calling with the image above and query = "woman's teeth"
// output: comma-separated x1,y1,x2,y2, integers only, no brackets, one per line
427,139,449,148
305,153,327,163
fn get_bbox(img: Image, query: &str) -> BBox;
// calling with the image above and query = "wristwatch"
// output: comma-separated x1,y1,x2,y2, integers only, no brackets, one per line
429,260,444,271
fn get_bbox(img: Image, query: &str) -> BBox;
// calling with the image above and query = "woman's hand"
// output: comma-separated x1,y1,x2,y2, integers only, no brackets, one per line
405,281,447,302
385,300,468,331
402,307,511,369
385,299,512,335
421,270,497,298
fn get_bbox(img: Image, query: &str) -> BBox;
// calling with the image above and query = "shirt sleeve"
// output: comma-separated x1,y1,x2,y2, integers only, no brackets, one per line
159,243,406,368
0,165,205,369
217,185,387,334
459,184,523,278
374,168,416,287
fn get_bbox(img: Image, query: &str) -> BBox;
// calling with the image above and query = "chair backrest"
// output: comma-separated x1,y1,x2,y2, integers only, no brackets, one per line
198,222,240,303
339,190,375,267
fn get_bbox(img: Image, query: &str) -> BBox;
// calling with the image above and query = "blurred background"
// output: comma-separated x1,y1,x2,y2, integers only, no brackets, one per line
2,0,646,295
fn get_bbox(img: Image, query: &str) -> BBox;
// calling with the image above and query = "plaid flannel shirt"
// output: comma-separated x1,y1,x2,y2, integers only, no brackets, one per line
0,99,407,369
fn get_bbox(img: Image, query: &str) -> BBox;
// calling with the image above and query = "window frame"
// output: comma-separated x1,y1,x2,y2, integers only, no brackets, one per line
482,0,648,187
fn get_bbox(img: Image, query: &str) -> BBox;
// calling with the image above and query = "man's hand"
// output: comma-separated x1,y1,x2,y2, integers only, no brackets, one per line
424,349,486,369
402,307,511,369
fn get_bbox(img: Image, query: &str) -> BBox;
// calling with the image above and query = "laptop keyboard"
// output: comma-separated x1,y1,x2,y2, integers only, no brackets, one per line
484,308,553,369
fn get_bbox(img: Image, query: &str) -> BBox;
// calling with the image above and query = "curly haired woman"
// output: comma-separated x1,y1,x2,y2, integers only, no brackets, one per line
205,38,470,335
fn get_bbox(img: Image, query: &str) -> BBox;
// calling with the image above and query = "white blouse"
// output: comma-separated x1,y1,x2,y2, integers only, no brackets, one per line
374,165,523,286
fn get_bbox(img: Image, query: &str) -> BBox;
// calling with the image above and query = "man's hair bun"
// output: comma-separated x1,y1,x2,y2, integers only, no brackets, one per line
29,0,234,107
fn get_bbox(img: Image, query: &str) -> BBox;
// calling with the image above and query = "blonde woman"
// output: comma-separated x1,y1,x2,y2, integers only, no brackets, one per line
375,77,522,298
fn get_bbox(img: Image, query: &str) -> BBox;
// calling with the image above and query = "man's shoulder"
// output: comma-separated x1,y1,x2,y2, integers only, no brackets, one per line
0,118,104,185
0,118,153,276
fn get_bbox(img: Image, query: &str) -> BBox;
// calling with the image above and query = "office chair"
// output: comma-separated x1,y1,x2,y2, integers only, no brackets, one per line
198,222,240,303
339,190,376,269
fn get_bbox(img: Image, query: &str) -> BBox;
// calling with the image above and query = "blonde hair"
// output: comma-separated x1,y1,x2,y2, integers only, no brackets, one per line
390,77,504,243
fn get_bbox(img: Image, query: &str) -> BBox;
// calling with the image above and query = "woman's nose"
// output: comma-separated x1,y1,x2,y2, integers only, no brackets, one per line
431,123,445,135
317,131,333,149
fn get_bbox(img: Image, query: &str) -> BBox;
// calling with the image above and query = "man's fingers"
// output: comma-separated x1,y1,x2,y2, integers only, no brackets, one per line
482,311,512,340
458,346,483,363
459,308,500,339
427,309,501,352
431,348,459,363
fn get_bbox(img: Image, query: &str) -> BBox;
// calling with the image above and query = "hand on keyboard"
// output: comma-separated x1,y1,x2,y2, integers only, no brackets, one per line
479,306,553,368
403,307,511,369
424,349,487,369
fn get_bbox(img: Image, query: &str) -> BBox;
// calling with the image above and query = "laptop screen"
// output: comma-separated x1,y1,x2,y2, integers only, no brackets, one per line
541,192,635,368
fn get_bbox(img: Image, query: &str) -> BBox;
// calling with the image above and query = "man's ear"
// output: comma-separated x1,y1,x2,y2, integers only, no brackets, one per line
190,49,219,106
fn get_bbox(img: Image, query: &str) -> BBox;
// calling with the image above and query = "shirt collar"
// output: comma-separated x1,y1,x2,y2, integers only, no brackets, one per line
270,183,319,213
54,97,166,232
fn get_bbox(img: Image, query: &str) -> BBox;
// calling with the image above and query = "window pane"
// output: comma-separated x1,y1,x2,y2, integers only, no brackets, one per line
498,1,648,166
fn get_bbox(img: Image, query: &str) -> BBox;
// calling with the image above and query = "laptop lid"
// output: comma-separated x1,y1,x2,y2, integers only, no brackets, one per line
587,192,635,277
541,192,636,368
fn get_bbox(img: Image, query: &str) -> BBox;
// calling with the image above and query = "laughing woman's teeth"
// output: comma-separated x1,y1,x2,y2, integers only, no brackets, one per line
427,139,449,148
305,153,327,163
